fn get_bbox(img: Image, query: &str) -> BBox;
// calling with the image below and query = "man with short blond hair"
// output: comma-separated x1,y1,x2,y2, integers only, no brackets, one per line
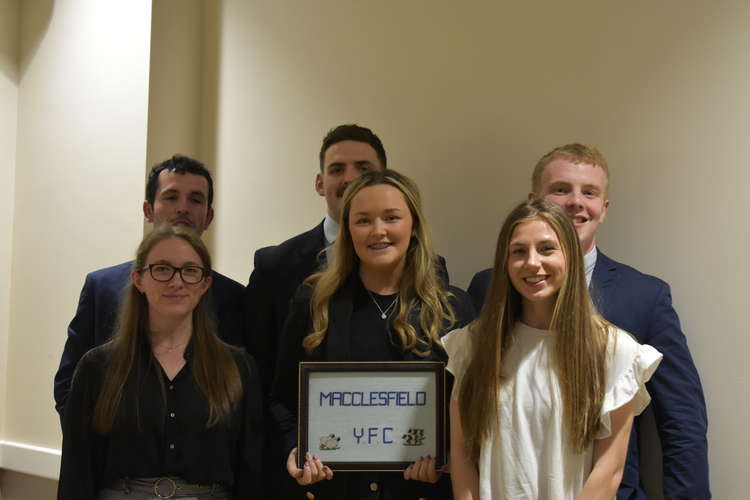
468,143,709,499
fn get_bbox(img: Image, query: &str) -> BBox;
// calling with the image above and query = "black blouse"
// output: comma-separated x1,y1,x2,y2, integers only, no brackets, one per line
58,340,264,500
270,272,475,500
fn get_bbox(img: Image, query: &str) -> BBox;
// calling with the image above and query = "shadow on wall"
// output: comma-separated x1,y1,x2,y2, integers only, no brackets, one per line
197,0,221,254
0,0,53,84
19,0,54,79
0,0,54,84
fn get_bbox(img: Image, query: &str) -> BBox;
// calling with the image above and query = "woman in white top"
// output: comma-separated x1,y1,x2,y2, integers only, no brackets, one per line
445,199,662,500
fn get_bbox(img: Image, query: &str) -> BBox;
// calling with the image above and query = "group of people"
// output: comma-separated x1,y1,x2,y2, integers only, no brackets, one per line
54,124,709,500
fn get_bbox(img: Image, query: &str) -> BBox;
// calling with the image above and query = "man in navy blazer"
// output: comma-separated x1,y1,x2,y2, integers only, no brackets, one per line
246,124,388,391
467,144,709,499
54,155,245,416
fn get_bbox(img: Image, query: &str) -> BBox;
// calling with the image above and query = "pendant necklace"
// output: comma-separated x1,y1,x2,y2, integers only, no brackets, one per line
153,340,186,355
366,289,400,320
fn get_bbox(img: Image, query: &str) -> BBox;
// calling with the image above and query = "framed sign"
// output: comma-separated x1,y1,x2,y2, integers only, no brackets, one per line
297,361,446,471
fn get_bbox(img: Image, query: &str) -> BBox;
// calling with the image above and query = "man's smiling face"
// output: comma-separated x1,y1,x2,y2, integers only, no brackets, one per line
531,158,609,254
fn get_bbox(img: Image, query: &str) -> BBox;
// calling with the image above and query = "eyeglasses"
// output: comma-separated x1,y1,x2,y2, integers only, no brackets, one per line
141,264,207,284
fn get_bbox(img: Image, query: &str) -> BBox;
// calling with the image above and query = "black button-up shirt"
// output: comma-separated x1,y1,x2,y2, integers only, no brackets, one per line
58,340,264,500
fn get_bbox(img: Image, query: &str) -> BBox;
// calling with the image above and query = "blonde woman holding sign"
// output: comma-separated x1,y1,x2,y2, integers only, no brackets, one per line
271,169,474,500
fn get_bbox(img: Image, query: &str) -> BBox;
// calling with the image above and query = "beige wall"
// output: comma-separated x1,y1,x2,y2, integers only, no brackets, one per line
0,0,19,446
3,0,152,455
211,1,748,497
1,0,748,498
146,0,202,165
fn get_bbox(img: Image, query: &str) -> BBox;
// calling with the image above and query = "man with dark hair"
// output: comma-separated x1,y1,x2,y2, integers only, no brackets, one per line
54,154,246,416
244,125,387,500
247,124,387,390
318,123,387,170
467,144,710,499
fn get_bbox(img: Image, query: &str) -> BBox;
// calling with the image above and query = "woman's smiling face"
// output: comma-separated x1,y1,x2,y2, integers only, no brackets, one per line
348,183,414,274
507,217,567,310
132,236,211,319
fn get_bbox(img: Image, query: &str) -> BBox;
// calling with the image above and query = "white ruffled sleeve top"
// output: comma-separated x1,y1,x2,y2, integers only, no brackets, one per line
443,321,662,500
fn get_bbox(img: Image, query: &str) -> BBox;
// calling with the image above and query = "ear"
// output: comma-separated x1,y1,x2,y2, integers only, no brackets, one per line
527,191,537,201
198,274,213,297
131,270,145,293
315,172,325,197
599,199,610,223
143,201,155,223
203,207,215,230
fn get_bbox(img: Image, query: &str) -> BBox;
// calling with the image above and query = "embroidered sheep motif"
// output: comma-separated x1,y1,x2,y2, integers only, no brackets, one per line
319,433,341,450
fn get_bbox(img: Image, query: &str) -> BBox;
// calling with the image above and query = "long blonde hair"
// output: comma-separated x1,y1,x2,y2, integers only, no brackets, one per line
459,199,609,461
92,225,242,433
302,170,455,356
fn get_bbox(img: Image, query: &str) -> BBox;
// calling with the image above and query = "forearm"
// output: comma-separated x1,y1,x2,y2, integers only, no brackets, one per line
449,398,480,500
580,400,635,500
578,462,622,500
451,456,480,500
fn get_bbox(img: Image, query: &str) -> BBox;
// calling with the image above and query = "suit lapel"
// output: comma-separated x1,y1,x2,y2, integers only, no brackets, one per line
295,221,327,280
590,248,618,314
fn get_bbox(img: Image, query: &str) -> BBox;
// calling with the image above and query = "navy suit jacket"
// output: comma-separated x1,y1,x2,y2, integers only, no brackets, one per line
54,260,246,415
466,250,710,500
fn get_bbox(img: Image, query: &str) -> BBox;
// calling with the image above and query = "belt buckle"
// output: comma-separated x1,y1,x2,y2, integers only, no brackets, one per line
153,477,177,499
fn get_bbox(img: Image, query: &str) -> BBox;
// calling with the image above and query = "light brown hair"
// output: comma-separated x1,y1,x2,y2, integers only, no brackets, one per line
92,225,242,433
303,169,455,356
531,143,610,195
459,199,610,461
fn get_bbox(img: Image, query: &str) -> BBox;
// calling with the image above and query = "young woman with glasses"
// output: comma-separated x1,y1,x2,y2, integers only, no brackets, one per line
58,224,263,500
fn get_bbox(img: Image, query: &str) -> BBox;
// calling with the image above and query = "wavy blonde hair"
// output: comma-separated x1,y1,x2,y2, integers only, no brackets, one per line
459,199,610,461
92,225,242,434
302,170,455,356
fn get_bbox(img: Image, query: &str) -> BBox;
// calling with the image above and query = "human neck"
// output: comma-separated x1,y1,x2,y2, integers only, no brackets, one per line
327,210,341,224
581,237,596,254
521,299,555,330
147,313,193,349
359,262,404,295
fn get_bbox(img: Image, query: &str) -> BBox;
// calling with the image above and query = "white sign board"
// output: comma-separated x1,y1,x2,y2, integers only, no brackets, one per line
298,362,445,471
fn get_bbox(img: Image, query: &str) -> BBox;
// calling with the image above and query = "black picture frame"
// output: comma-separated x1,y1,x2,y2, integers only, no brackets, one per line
297,361,446,472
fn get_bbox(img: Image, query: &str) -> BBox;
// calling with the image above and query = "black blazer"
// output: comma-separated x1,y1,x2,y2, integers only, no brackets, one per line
54,260,246,416
466,250,709,499
270,274,474,500
246,222,327,391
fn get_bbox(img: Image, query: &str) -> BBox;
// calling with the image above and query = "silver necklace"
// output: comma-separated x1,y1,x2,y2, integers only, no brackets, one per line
366,289,400,320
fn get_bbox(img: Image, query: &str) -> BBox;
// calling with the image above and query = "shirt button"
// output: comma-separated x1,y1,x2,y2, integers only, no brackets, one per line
369,482,378,492
170,412,175,418
168,385,174,390
169,443,175,450
305,492,315,500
